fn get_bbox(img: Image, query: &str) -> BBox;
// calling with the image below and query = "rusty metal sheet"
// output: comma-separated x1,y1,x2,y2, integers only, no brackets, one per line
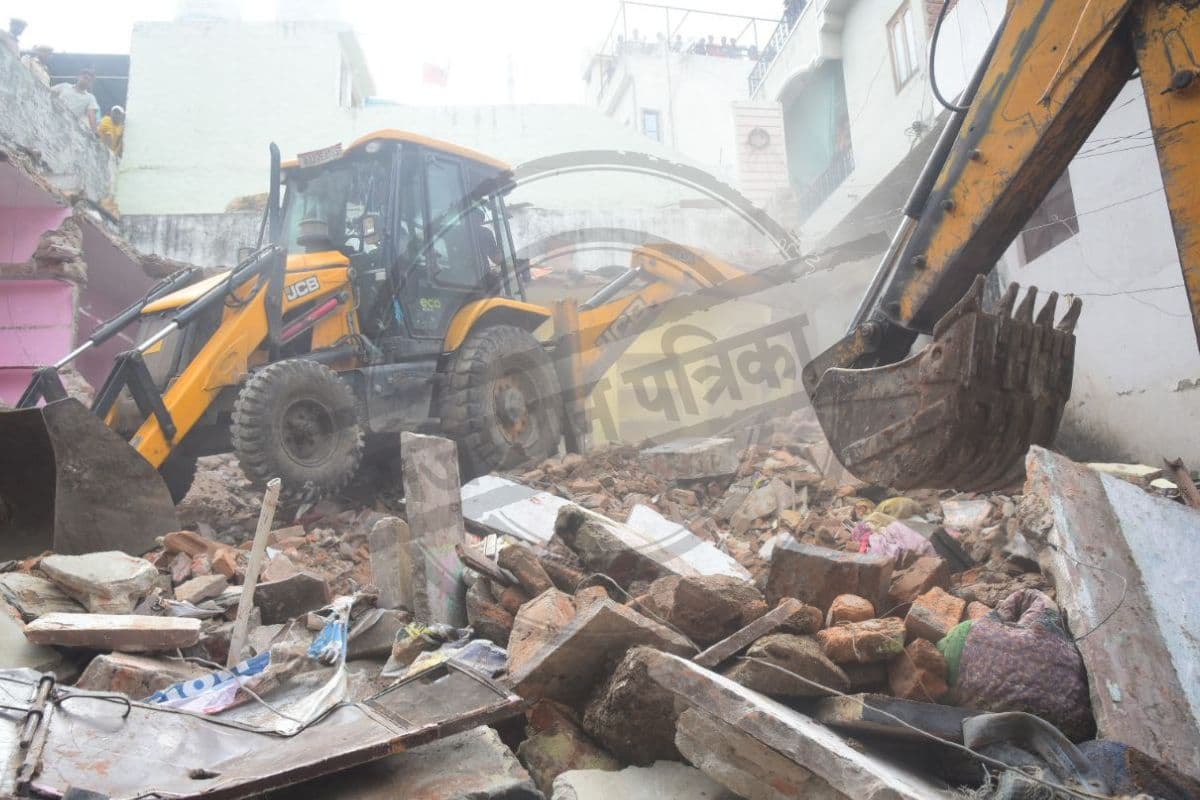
0,662,522,799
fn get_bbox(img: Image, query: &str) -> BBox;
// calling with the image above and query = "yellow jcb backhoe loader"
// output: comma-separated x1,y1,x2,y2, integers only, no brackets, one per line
0,131,751,558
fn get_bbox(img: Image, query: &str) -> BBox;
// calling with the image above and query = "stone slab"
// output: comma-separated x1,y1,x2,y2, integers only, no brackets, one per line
401,432,467,626
766,539,893,613
510,599,695,705
638,437,739,480
632,648,949,800
1021,446,1200,773
24,613,201,652
39,551,158,614
0,572,85,620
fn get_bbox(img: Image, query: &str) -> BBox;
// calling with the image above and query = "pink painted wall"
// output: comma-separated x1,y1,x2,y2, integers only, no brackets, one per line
0,279,75,404
0,206,71,264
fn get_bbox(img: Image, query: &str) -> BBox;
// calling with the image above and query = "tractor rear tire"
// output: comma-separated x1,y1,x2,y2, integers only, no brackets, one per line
441,325,564,478
231,359,363,500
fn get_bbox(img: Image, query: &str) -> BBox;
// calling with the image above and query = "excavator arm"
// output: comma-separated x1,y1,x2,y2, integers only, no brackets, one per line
804,0,1200,490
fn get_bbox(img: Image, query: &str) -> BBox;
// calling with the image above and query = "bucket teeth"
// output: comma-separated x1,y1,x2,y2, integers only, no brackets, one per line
998,282,1019,316
1035,291,1059,326
1057,296,1083,334
1015,285,1038,323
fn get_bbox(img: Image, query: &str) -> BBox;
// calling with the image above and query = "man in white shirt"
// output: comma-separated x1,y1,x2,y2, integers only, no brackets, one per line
52,67,100,132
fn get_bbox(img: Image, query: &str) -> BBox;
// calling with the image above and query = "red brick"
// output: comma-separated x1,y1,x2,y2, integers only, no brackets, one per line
827,594,875,627
817,617,905,664
887,556,950,610
888,639,949,701
966,601,992,621
507,589,577,676
905,587,965,643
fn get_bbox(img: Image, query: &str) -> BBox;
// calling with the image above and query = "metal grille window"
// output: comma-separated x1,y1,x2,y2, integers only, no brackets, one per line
888,2,921,90
642,109,661,142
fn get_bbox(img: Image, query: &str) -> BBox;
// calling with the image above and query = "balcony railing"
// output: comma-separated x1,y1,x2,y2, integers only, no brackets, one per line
748,0,810,96
795,145,854,224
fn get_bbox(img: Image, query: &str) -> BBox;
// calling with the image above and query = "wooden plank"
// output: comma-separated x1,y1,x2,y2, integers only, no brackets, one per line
693,597,808,669
227,478,281,667
813,694,979,744
455,543,516,587
401,432,467,626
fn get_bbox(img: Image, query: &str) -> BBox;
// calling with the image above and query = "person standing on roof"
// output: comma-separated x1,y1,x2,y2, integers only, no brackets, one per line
98,105,125,156
22,44,52,86
52,67,100,132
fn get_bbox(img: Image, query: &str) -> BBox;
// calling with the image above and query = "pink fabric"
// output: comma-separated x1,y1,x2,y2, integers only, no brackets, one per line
855,520,935,559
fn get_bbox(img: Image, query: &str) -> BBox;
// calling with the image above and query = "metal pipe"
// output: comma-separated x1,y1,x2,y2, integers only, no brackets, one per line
581,267,641,310
53,340,95,369
137,321,180,354
847,217,917,333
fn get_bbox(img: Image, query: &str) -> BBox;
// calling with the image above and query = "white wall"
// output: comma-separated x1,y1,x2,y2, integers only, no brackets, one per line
590,51,752,185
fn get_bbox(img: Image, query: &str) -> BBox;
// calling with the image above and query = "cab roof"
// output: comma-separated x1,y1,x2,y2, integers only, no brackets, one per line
281,129,510,172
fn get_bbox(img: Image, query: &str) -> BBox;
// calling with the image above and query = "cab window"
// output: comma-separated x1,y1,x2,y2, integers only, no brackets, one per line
425,157,484,287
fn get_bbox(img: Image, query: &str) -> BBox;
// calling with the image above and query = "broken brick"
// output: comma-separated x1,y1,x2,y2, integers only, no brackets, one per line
888,639,949,702
507,588,577,676
817,617,905,664
887,556,951,610
693,598,820,669
638,437,738,480
465,578,514,646
211,549,238,580
638,574,766,647
965,601,992,621
827,594,876,627
76,652,207,699
498,543,555,596
583,645,684,765
721,634,850,698
905,587,966,643
517,700,619,794
173,574,228,605
497,584,533,616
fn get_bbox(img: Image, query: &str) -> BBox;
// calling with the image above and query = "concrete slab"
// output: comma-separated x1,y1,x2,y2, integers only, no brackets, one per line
553,761,738,800
1021,446,1200,774
401,433,467,626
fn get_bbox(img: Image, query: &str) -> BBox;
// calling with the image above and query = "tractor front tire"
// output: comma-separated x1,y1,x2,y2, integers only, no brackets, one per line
231,359,363,500
441,325,564,478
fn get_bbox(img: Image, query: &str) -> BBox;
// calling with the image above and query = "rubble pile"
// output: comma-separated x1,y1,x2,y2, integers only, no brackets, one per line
2,418,1199,799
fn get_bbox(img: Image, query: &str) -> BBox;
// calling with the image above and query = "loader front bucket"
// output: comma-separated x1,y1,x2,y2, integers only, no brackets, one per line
0,398,179,559
808,278,1081,491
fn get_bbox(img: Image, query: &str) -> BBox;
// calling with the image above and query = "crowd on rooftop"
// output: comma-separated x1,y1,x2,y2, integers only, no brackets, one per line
2,17,125,157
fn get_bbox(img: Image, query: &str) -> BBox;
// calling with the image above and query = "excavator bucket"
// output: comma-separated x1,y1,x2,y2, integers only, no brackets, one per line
808,277,1081,491
0,398,179,560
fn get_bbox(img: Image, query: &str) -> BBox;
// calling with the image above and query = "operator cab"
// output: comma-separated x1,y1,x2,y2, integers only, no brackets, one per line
280,131,526,357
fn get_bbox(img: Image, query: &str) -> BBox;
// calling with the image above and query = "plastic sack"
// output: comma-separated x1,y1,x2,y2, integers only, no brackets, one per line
938,589,1094,741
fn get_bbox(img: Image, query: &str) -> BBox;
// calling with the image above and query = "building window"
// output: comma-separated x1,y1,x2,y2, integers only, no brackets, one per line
1020,171,1080,263
888,2,921,90
642,109,661,142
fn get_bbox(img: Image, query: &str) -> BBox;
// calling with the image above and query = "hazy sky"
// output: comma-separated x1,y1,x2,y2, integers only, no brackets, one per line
5,0,784,104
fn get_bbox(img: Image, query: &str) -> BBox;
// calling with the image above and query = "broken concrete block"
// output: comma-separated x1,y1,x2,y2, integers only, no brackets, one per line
518,701,619,795
173,574,228,605
511,600,694,706
638,574,766,647
400,432,468,626
253,572,329,625
722,634,850,699
260,553,299,583
507,588,577,676
905,587,965,643
817,617,905,664
676,708,839,800
24,613,201,652
0,573,85,620
887,556,950,609
553,761,740,800
75,652,207,699
623,648,949,800
730,478,795,535
466,578,514,646
269,725,541,800
369,516,414,612
1085,461,1164,486
888,639,949,702
1021,445,1200,769
638,437,738,480
827,594,875,627
693,598,819,669
582,646,685,765
40,551,159,614
765,539,893,613
499,542,556,596
939,498,993,530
